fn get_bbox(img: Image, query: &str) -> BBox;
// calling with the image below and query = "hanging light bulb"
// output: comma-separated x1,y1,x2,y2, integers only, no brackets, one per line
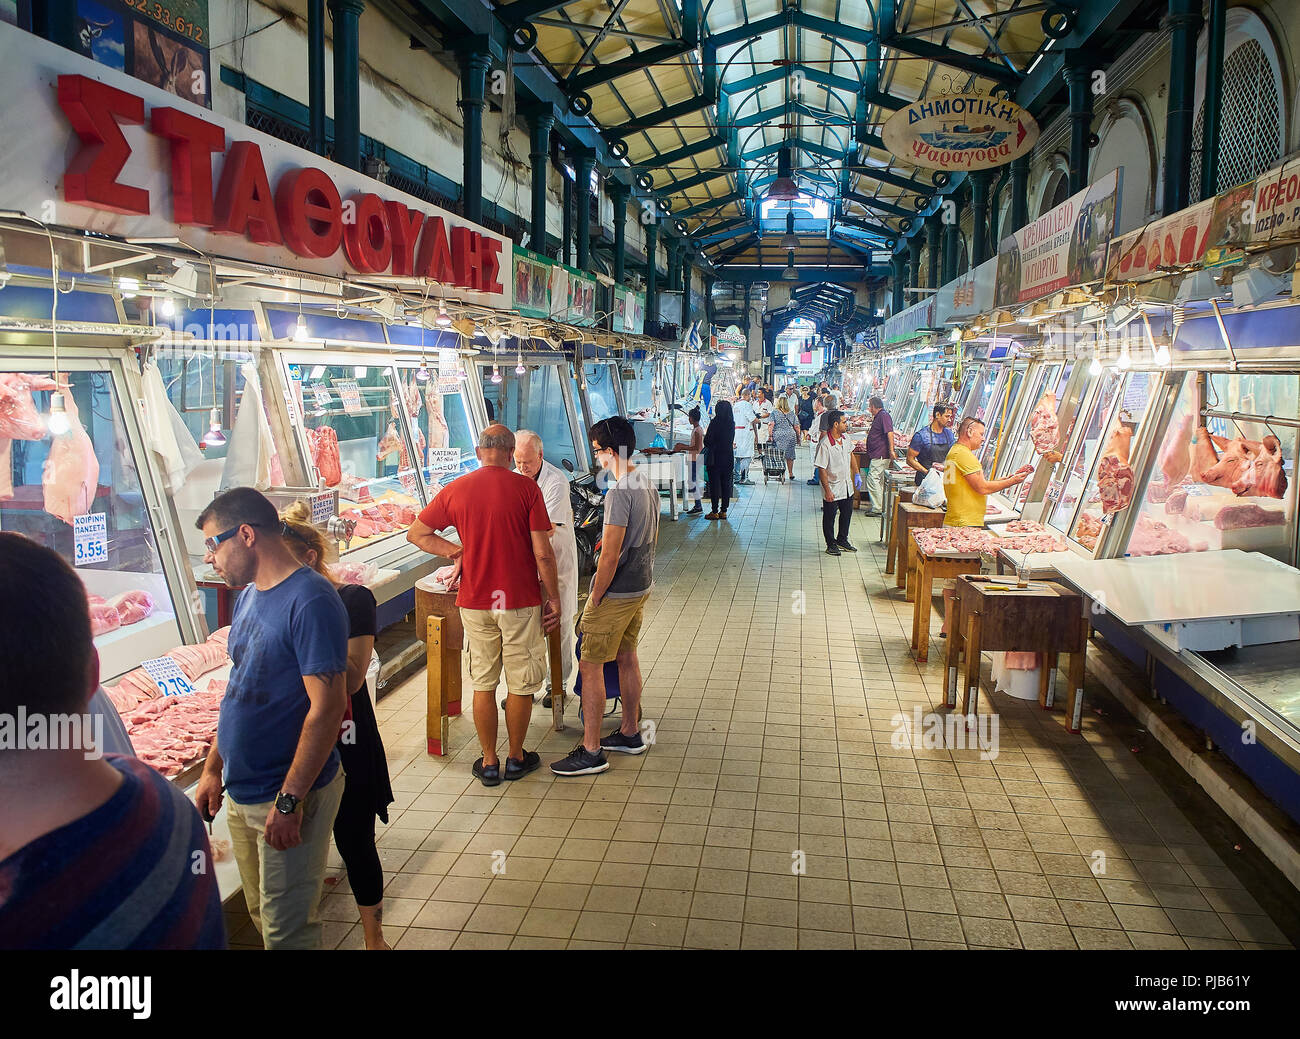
458,367,468,381
515,348,525,375
491,365,502,384
1116,347,1131,370
1089,355,1103,377
294,314,309,341
201,408,227,447
415,362,430,383
1153,342,1170,366
159,297,176,318
435,301,452,327
118,276,139,299
47,391,70,436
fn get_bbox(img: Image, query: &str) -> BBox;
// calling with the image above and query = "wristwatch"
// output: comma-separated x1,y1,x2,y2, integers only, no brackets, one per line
275,791,302,815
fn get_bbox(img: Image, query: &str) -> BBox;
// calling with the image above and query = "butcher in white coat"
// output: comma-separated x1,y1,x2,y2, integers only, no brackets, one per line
732,389,758,485
514,430,578,694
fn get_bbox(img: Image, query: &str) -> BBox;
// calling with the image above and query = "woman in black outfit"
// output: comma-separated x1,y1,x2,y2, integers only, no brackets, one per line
280,503,395,950
703,398,736,520
797,387,815,435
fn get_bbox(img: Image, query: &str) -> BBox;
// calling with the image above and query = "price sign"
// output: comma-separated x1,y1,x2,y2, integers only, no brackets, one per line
312,386,332,409
436,375,461,394
429,448,460,473
337,380,363,414
73,513,108,566
1046,481,1062,502
438,348,459,375
140,657,196,697
309,491,334,526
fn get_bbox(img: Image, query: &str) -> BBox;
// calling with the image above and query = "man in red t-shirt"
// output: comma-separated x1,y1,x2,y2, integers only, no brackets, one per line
407,425,561,787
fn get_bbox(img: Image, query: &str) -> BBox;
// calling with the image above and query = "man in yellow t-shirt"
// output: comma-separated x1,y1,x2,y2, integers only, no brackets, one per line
938,417,1033,635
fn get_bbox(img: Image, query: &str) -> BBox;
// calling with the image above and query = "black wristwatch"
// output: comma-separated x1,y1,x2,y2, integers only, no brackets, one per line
275,792,302,815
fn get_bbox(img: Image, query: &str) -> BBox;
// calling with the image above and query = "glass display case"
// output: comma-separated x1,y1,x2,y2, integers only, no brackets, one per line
988,362,1077,513
582,360,625,424
480,358,585,473
1122,372,1297,563
621,357,658,418
0,346,202,680
977,363,1028,468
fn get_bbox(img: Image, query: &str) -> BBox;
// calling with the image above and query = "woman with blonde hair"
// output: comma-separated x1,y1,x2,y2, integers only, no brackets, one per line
279,502,394,950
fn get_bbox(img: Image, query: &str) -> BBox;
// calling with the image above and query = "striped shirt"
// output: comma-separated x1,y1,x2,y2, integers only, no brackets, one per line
0,755,225,949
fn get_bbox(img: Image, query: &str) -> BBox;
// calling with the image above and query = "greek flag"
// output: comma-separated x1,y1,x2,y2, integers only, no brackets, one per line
683,320,702,352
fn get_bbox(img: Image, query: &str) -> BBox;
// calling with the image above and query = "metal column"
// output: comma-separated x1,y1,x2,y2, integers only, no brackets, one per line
1200,0,1226,200
529,108,554,254
612,183,629,283
562,175,573,267
1163,0,1203,215
925,216,941,289
891,254,906,312
576,151,595,271
645,221,659,324
907,236,923,289
971,171,992,265
1064,51,1095,196
942,191,964,284
1010,156,1029,234
308,0,327,156
328,0,365,172
458,46,492,225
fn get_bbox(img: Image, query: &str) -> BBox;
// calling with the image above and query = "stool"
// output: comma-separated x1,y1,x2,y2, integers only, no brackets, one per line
945,575,1089,732
415,578,462,756
910,544,983,662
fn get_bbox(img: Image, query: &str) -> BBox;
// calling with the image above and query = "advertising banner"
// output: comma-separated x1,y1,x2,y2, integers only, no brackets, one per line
1104,198,1215,282
934,256,996,324
0,24,511,307
1248,157,1300,249
74,0,211,107
993,169,1120,307
611,286,644,334
512,247,553,319
881,297,934,344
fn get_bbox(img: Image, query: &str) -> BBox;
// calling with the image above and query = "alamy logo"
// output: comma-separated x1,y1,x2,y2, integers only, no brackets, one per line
50,971,151,1019
0,709,104,759
890,706,1000,760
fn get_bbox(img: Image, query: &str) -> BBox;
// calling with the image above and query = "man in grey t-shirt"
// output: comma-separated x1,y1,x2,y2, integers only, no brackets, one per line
551,416,658,777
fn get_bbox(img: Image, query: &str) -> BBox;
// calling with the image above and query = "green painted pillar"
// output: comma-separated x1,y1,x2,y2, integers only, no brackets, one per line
1163,0,1203,215
645,221,659,323
682,259,692,321
561,175,573,266
613,183,630,284
575,152,595,271
458,46,492,225
1010,156,1029,233
1200,0,1226,200
907,236,923,290
308,0,327,155
971,171,992,265
666,236,681,292
891,255,906,312
925,216,941,289
328,0,365,172
1064,51,1095,196
528,108,554,254
942,192,964,284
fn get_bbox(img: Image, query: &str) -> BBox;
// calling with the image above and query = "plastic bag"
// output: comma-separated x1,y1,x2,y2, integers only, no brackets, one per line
913,466,947,509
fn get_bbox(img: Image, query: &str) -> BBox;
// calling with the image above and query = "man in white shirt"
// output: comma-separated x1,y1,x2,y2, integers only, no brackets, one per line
814,409,857,556
514,430,578,698
753,388,774,446
731,389,758,485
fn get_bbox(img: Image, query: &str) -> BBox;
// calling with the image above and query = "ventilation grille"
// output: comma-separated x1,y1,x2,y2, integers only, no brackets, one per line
1191,39,1282,199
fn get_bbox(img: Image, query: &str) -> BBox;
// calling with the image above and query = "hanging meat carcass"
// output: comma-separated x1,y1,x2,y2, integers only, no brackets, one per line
1101,420,1136,466
1028,392,1059,454
1253,435,1288,500
1193,427,1287,499
1097,453,1135,514
1159,413,1194,485
0,373,59,440
307,425,342,486
43,385,99,525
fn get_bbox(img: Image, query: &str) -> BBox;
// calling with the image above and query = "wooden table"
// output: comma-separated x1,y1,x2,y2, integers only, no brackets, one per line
893,502,944,597
910,542,983,662
852,450,871,510
415,579,463,756
883,486,916,564
945,575,1089,732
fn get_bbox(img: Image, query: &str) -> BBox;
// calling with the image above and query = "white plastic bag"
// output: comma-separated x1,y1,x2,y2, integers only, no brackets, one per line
913,466,947,509
220,362,275,490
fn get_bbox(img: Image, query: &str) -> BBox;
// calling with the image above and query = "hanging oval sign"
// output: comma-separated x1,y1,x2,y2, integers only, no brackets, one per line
718,324,746,347
882,93,1039,172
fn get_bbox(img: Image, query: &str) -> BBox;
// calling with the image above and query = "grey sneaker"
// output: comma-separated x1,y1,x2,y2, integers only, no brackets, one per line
549,744,609,776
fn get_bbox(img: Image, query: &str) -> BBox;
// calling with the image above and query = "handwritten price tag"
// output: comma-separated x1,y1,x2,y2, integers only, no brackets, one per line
140,657,196,697
73,513,108,566
310,491,334,526
337,380,362,414
428,448,460,473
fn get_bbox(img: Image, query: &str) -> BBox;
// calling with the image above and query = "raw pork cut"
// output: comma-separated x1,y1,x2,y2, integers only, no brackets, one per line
208,626,231,648
1101,422,1135,466
1159,414,1194,485
1214,504,1286,530
42,387,99,525
1253,435,1288,500
328,561,378,585
0,373,58,440
1027,392,1059,454
166,640,228,681
1075,511,1103,550
1165,488,1189,515
89,601,122,637
307,425,343,486
1097,454,1135,514
108,590,155,626
1128,515,1198,556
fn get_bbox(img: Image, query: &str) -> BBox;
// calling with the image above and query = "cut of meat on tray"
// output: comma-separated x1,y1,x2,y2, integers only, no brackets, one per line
89,601,122,637
1128,514,1203,556
307,425,342,486
1075,511,1103,550
126,686,227,778
1028,392,1060,454
1214,503,1287,530
166,640,228,681
108,590,156,625
1165,488,1189,515
1097,454,1135,514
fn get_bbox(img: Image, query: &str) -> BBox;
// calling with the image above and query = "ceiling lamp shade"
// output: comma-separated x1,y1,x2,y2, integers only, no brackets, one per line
1174,269,1226,305
766,146,800,201
780,211,799,252
781,250,798,280
1231,264,1288,309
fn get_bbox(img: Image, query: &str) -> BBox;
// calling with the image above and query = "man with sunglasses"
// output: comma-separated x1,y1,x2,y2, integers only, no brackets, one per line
194,487,349,950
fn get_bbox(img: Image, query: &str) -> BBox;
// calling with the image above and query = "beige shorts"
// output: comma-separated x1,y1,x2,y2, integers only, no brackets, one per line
579,593,649,663
460,605,547,696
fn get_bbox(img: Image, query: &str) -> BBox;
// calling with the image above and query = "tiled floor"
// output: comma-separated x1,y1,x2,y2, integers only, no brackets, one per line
225,455,1297,950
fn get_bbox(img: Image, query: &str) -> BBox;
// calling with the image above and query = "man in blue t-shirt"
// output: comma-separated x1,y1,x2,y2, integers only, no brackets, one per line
195,487,349,950
907,403,957,486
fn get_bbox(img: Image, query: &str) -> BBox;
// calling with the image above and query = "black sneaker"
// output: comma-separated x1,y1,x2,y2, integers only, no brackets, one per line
600,727,647,755
836,540,858,552
505,750,540,780
825,544,842,556
549,744,609,776
472,757,501,787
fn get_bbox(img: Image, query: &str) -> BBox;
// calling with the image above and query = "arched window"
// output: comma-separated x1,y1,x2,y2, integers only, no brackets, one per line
1036,155,1071,217
1190,11,1285,198
1090,98,1156,232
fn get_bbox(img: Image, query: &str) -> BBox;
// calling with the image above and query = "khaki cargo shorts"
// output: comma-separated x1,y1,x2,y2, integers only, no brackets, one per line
460,605,547,696
579,593,649,663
